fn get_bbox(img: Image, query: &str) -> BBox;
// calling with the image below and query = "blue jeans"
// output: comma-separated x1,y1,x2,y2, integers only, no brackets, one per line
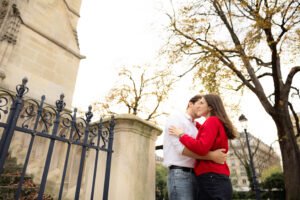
167,168,197,200
196,173,232,200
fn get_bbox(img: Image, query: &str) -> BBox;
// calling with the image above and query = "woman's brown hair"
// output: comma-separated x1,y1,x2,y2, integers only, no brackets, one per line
203,94,237,139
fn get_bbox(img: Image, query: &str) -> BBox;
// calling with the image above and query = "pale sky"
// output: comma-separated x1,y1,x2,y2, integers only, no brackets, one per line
73,0,168,108
72,0,300,156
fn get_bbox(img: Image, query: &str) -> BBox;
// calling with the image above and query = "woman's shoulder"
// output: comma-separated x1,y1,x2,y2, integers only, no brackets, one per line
207,116,219,121
205,116,222,125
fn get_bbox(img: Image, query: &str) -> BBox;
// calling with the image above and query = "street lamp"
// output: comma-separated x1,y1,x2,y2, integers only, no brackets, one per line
238,114,261,200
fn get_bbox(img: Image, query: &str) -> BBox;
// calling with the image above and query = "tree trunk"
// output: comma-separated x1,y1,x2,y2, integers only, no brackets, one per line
273,113,300,200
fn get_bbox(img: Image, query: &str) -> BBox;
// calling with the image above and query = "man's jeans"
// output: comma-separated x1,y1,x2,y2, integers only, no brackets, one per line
167,168,197,200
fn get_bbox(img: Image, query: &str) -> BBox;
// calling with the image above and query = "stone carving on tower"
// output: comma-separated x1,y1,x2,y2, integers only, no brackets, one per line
0,0,21,83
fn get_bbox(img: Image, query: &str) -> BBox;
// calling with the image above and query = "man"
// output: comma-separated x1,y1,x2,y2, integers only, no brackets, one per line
163,94,226,200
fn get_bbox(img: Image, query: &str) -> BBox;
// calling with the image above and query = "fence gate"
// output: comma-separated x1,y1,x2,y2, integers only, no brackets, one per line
0,78,115,200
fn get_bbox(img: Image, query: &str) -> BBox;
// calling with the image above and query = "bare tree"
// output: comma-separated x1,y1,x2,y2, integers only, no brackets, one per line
93,65,177,123
164,0,300,198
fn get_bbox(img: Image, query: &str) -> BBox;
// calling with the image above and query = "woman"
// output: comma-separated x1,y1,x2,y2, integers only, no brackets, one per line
169,94,237,200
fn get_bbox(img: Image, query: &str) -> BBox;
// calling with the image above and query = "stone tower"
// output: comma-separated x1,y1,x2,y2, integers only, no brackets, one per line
0,0,84,106
0,1,162,200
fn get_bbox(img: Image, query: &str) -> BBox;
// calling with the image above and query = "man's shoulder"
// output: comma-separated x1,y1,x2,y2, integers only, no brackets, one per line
164,111,184,129
166,110,185,120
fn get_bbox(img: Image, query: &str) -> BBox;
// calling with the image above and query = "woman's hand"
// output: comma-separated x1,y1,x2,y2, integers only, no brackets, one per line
169,126,184,137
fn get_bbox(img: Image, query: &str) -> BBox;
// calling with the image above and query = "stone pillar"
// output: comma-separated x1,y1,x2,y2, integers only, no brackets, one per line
87,114,162,200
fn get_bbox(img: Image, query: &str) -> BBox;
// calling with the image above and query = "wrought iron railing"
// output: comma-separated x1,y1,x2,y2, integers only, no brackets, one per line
0,78,115,200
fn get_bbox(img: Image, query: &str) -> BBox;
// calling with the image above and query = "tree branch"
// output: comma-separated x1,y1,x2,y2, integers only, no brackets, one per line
285,66,300,90
213,0,270,96
291,86,300,99
248,56,272,67
234,72,273,91
172,19,253,88
288,102,300,137
178,57,201,78
276,1,300,44
146,97,161,121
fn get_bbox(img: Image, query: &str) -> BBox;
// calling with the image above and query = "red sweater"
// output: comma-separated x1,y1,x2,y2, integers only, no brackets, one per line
179,116,230,176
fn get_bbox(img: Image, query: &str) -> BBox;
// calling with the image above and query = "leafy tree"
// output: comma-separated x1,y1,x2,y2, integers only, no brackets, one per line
156,163,168,200
261,172,285,199
262,172,285,191
164,0,300,198
260,165,282,182
93,65,177,123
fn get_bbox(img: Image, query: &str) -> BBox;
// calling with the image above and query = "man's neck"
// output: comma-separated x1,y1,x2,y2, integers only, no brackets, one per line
186,110,195,122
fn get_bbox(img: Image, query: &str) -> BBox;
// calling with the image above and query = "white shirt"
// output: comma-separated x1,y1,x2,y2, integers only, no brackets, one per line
163,110,198,168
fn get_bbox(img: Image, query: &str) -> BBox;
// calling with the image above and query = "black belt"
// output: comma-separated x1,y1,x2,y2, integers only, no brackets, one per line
169,165,194,173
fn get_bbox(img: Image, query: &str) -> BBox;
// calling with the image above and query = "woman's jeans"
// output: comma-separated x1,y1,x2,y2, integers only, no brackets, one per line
167,168,197,200
196,172,232,200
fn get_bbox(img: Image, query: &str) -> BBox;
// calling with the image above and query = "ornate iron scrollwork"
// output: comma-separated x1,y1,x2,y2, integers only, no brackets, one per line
100,126,110,149
59,112,73,138
0,91,12,120
73,118,85,142
40,106,55,133
20,99,39,129
88,124,98,145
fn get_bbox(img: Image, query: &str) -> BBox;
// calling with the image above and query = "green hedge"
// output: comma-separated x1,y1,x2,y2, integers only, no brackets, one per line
233,190,285,199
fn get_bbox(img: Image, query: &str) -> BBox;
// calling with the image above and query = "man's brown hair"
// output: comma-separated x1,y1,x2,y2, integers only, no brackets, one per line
187,94,202,109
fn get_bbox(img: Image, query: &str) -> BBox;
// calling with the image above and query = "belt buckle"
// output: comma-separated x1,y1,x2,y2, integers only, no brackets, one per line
184,168,193,173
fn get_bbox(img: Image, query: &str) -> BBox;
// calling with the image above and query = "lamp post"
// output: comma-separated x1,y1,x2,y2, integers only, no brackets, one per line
238,114,261,200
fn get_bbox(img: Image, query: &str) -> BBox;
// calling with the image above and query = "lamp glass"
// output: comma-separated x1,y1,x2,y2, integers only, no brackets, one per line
239,114,248,130
240,120,248,130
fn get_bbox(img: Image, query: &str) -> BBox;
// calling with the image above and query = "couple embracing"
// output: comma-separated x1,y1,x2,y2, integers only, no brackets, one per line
163,94,237,200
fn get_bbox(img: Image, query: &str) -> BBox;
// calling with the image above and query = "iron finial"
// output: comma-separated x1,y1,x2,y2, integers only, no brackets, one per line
55,93,66,113
85,105,93,123
16,77,29,98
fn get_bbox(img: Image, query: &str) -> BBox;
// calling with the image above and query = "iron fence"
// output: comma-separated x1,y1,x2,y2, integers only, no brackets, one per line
0,78,115,200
